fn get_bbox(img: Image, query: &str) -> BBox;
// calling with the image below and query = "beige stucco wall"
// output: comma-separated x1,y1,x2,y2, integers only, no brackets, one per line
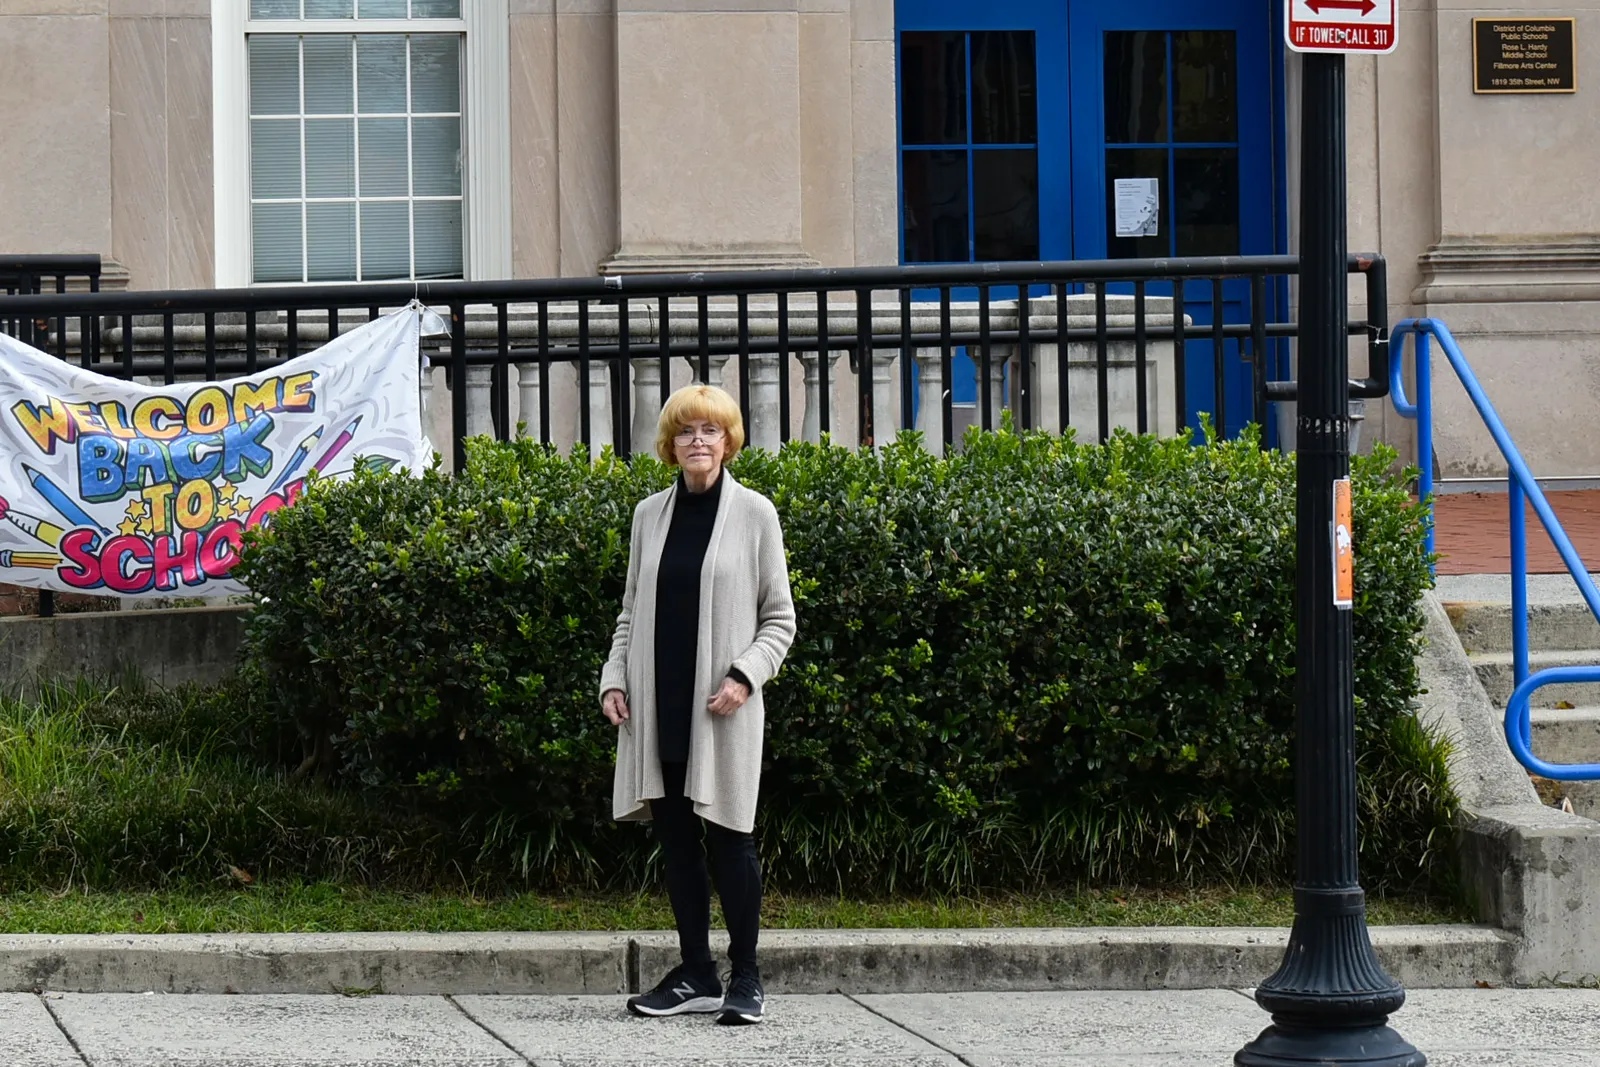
0,0,211,289
1281,0,1600,478
1410,0,1600,479
4,0,1599,475
1,3,114,260
507,0,619,277
502,0,887,274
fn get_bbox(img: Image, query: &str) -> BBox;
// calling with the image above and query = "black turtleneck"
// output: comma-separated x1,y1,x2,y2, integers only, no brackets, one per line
653,470,735,763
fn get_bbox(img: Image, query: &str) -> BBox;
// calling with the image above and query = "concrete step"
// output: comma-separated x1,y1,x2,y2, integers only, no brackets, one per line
1530,775,1600,820
1526,705,1600,819
1470,649,1600,708
1444,600,1600,655
1529,706,1600,766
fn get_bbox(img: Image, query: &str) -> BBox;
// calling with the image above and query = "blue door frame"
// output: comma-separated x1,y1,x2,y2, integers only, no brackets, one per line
895,0,1290,440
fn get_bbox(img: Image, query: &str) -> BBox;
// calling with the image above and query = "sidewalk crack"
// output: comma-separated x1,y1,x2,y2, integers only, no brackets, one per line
38,994,92,1067
843,992,977,1067
445,993,534,1066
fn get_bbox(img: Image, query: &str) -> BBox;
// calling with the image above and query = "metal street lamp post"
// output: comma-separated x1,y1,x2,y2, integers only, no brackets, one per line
1234,50,1424,1067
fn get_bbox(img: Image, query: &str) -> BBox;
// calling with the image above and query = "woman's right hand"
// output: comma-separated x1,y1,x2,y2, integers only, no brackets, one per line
601,689,630,726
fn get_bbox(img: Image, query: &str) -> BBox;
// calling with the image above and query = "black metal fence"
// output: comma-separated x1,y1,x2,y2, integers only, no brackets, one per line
0,255,1387,476
0,254,103,349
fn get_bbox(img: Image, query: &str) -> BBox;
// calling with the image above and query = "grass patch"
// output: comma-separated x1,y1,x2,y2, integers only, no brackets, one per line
0,883,1468,935
0,678,444,888
0,678,1466,930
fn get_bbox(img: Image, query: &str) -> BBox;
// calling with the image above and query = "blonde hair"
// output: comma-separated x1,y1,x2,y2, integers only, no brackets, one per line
655,384,745,464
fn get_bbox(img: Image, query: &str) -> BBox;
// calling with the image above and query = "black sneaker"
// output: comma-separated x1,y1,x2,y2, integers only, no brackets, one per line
717,969,764,1025
626,963,723,1017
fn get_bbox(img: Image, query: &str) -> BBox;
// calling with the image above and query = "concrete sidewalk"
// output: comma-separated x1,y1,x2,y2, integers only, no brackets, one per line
7,987,1598,1066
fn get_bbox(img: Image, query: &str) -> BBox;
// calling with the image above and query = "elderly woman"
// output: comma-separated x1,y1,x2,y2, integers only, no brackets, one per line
599,384,797,1025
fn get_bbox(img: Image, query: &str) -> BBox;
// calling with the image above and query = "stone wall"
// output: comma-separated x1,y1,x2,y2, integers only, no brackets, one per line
3,0,1599,473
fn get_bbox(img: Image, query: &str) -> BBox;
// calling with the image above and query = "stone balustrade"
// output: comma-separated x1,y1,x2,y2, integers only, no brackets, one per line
415,292,1185,467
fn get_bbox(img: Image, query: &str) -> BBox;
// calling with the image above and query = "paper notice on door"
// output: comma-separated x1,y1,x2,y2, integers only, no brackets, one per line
1114,178,1160,238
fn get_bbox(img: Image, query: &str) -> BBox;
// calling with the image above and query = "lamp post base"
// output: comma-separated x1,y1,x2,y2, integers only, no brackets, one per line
1236,1019,1425,1066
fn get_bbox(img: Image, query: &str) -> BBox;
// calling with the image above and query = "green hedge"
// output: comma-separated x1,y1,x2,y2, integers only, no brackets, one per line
234,427,1454,896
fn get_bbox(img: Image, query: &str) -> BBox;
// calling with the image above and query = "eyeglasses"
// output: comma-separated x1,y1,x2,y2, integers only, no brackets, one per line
673,426,726,444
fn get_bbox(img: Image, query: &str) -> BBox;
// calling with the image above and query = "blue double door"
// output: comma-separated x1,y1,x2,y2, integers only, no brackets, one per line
896,0,1283,439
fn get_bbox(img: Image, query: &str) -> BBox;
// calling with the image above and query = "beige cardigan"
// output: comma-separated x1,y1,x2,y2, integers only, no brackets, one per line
599,471,797,833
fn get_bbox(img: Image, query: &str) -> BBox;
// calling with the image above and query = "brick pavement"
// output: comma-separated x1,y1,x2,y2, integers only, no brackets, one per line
1434,489,1600,576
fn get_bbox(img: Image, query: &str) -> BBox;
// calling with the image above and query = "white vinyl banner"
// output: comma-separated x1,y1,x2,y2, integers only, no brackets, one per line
0,305,435,598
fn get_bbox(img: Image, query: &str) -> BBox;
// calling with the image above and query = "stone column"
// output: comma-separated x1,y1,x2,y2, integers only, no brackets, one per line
747,353,783,452
2,15,111,268
515,362,542,441
913,349,946,455
799,350,844,444
601,3,816,274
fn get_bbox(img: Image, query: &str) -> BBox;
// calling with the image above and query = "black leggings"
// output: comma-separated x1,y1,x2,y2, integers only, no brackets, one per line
651,761,762,975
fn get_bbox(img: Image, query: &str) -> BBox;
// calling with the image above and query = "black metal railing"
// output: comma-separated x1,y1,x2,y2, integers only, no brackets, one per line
0,254,103,351
0,255,1386,476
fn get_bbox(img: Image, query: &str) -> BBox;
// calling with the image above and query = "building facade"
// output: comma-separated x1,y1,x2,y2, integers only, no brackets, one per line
2,0,1596,475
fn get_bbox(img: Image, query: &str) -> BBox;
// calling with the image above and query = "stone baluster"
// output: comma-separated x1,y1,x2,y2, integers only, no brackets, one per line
799,350,844,444
465,365,495,439
870,351,900,448
976,350,1008,432
1020,297,1054,434
631,357,665,455
418,358,452,460
514,361,542,440
747,353,783,452
580,361,613,455
706,353,732,391
913,349,947,455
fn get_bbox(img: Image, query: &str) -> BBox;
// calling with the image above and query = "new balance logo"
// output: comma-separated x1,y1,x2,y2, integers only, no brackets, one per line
672,982,697,999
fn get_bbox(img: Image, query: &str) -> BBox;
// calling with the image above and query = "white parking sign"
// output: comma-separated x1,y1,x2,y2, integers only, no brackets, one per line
1286,0,1398,54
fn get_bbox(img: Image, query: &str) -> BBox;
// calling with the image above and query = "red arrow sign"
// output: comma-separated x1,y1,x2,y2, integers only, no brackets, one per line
1305,0,1377,14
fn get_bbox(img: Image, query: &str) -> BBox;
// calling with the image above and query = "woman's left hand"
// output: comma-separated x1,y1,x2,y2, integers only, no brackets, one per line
707,676,751,716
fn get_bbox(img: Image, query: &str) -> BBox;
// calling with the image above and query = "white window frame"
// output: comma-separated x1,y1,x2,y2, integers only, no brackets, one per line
212,0,511,287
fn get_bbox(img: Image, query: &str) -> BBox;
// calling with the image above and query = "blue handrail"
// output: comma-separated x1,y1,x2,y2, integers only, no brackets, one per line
1391,318,1600,780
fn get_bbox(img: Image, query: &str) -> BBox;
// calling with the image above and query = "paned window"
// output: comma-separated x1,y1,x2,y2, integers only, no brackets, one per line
246,0,465,282
898,30,1040,263
1103,30,1241,258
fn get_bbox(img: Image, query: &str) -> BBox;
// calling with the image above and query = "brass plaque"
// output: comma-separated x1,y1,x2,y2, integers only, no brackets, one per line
1473,18,1577,94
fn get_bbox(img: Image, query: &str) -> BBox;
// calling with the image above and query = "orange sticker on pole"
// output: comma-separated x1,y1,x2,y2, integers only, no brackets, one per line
1332,478,1354,609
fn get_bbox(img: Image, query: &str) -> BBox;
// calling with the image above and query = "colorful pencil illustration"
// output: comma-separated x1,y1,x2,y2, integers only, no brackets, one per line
309,415,363,474
269,428,325,493
22,464,111,535
0,496,66,549
0,550,61,570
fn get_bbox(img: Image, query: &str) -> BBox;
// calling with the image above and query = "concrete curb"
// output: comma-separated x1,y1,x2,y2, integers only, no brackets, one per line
0,925,1511,996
